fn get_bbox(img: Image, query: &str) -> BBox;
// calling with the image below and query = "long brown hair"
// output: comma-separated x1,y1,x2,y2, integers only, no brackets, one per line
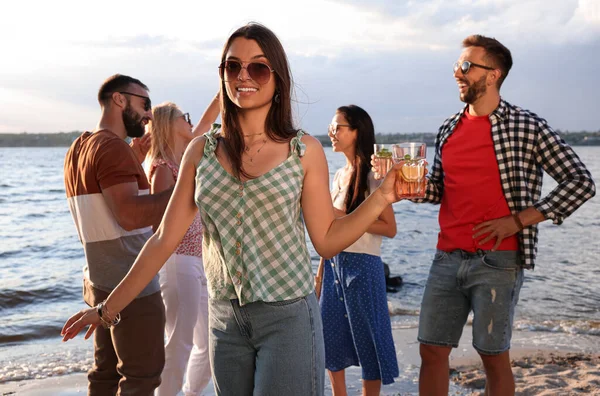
337,105,375,214
219,22,297,179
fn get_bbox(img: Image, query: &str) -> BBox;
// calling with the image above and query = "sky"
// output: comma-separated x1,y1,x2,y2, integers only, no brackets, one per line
0,0,599,134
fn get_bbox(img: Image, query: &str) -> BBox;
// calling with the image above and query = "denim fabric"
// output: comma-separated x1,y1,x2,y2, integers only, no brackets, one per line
209,292,325,396
418,249,524,355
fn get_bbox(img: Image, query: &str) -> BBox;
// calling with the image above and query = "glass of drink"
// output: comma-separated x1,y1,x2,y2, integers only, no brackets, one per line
392,142,427,198
373,144,393,179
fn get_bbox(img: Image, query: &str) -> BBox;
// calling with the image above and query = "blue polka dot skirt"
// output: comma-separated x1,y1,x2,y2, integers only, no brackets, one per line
319,251,399,384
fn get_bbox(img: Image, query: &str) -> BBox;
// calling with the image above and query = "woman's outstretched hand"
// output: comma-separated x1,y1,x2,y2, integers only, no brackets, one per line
376,163,404,204
375,160,429,204
61,307,101,342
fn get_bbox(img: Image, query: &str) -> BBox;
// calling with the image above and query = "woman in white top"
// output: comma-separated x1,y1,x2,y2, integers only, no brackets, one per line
319,105,399,396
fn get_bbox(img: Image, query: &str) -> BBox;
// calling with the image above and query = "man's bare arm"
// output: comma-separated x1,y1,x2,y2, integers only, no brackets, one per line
102,182,173,231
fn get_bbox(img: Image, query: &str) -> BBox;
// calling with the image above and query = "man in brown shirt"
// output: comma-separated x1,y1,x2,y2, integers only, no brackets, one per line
64,74,171,395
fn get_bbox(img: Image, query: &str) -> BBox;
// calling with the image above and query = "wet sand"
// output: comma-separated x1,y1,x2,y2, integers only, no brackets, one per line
1,325,598,395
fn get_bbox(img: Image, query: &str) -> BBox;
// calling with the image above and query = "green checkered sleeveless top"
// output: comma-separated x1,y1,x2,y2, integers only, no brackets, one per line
195,125,313,305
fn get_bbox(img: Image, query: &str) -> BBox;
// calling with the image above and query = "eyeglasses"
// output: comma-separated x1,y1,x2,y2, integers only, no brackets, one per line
453,61,495,75
219,60,275,85
119,91,152,111
328,123,352,136
181,112,192,125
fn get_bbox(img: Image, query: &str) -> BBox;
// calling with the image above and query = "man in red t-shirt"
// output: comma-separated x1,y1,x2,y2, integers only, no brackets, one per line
411,36,595,395
62,74,173,395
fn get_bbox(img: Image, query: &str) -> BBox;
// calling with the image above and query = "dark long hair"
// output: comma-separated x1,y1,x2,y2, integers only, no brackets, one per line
219,22,296,179
337,105,376,214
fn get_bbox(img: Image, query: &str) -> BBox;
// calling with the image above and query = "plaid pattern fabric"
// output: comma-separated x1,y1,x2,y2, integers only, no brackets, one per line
421,99,596,269
195,125,313,304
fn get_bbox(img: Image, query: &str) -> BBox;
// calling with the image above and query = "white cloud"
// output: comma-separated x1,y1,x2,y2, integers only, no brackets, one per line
572,0,600,27
0,0,599,133
0,87,99,133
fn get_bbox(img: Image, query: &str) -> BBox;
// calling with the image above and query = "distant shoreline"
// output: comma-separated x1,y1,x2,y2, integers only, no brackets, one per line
0,131,599,147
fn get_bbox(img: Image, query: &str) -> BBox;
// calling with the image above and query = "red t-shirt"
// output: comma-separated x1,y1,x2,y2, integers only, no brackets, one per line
437,111,518,252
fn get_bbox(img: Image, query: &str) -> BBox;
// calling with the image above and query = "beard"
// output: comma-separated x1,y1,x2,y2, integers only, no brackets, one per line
460,74,487,104
122,104,146,138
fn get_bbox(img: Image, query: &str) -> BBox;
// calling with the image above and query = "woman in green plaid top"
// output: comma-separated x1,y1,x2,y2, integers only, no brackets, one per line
62,23,407,396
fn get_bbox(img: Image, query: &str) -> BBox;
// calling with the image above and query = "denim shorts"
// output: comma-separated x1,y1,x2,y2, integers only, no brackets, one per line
208,292,325,396
418,249,524,355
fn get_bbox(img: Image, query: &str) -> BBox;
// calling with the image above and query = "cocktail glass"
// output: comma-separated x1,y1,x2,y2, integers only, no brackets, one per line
373,144,393,179
392,142,427,198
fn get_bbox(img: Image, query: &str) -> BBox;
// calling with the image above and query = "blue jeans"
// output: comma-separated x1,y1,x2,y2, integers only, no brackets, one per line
209,292,325,396
418,250,524,355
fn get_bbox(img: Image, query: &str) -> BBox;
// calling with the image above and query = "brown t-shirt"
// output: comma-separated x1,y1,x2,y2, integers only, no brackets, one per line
64,130,159,297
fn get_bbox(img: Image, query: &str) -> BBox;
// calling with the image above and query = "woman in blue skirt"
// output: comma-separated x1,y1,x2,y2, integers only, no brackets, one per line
319,105,399,395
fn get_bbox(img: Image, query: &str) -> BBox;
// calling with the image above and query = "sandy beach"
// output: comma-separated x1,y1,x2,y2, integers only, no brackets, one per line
1,324,598,395
453,352,600,395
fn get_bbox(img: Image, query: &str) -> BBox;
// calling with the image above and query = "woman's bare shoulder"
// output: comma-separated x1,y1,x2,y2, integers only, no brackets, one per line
300,133,324,155
184,135,208,167
298,133,327,176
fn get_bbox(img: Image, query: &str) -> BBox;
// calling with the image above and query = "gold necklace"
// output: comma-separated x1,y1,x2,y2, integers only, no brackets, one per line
244,138,268,163
243,132,265,137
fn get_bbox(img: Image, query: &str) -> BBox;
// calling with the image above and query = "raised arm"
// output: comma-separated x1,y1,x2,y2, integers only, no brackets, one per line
301,135,400,259
62,137,206,341
129,133,152,163
419,159,443,204
192,92,221,138
416,131,444,204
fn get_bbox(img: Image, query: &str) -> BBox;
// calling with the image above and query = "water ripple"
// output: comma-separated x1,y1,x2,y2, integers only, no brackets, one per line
0,286,79,311
1,146,599,353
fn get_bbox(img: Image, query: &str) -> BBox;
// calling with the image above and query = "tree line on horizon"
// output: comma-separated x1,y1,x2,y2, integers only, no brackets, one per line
0,130,599,147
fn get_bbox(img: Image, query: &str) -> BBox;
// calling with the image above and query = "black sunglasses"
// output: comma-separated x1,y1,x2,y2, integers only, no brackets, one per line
119,91,152,112
453,61,495,75
218,60,275,85
181,112,192,125
328,123,351,136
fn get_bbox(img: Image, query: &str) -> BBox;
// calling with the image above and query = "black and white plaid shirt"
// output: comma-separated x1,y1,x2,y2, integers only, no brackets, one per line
421,99,596,269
